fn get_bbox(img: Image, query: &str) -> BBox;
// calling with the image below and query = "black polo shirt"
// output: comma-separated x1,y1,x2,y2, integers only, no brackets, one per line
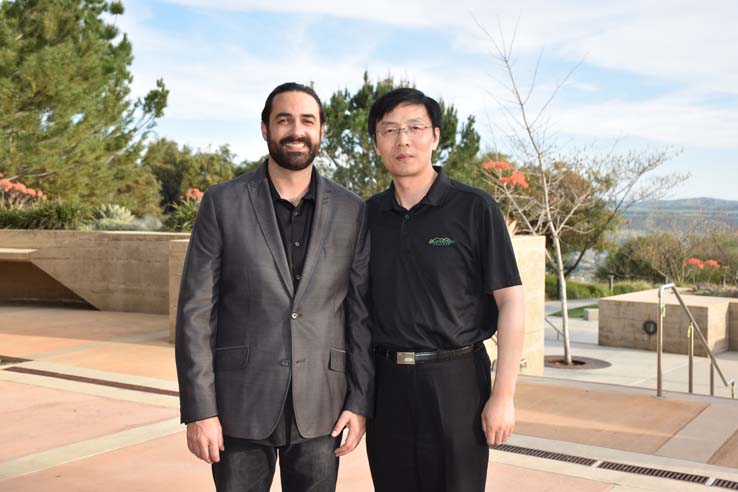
367,167,522,351
267,167,316,290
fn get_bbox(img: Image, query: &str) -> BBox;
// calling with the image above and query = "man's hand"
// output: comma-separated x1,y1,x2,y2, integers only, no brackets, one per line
331,410,366,457
186,416,224,464
481,396,515,447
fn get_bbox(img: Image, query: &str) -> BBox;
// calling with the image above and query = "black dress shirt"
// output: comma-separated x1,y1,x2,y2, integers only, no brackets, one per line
367,167,522,351
268,168,317,290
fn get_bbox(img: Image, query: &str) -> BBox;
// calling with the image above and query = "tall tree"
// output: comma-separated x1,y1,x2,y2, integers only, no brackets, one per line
0,0,168,213
478,22,684,364
320,72,480,198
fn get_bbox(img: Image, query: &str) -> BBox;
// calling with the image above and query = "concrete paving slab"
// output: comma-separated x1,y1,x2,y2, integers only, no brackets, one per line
656,403,738,463
42,335,177,380
0,426,200,491
0,380,177,463
515,381,707,454
487,462,612,491
0,307,167,342
710,428,738,468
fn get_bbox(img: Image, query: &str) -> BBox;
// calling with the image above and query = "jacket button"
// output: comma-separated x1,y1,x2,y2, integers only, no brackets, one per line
281,359,290,366
291,312,299,320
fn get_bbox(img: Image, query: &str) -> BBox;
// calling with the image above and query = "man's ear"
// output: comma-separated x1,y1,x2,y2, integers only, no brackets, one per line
431,127,441,151
320,123,326,141
261,122,268,141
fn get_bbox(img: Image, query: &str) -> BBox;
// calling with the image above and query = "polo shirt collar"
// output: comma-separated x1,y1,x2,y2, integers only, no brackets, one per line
379,166,450,212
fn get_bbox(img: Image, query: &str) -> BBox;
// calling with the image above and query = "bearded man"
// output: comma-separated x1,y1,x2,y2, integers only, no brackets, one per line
175,82,373,492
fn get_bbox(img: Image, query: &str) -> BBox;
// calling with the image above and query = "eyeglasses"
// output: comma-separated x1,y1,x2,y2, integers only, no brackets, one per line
377,124,433,139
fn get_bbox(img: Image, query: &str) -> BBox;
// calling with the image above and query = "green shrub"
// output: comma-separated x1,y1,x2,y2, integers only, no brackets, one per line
546,275,655,300
166,198,200,232
0,202,93,229
612,280,654,295
92,204,135,223
546,275,607,300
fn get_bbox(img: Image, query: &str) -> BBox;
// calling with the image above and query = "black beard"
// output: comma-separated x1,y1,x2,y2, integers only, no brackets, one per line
267,133,319,171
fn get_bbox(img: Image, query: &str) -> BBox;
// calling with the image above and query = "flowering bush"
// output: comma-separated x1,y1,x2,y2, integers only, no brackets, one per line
183,188,204,201
683,257,705,270
0,172,48,208
684,257,723,286
481,161,529,189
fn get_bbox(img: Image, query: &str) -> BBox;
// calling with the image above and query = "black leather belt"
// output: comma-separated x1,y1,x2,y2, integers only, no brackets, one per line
374,342,483,365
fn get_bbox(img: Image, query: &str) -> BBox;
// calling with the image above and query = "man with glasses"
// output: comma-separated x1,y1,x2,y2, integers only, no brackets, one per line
365,87,525,491
176,82,373,492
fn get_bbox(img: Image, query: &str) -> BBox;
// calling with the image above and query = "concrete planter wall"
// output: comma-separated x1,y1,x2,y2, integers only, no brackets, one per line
599,289,738,356
0,230,189,314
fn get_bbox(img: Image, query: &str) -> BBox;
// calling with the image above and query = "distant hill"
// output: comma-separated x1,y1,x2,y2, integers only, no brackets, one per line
620,197,738,236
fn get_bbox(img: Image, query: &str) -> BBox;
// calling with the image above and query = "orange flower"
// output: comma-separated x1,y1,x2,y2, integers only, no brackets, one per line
704,259,720,268
183,187,204,201
499,170,529,189
483,161,513,170
683,257,704,270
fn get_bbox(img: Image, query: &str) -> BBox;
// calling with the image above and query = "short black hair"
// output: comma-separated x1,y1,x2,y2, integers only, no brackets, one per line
368,88,442,141
261,82,326,127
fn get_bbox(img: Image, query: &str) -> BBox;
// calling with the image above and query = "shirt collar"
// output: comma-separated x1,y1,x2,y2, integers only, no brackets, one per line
266,162,317,203
378,166,450,212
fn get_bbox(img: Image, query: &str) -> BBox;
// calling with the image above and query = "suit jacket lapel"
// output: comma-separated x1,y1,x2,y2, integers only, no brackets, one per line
294,173,332,306
247,165,294,297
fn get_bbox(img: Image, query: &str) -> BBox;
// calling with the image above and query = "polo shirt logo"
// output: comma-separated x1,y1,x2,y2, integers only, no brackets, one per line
428,237,455,247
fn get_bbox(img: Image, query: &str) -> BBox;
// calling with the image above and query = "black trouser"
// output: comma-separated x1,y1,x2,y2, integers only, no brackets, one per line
212,434,340,492
366,346,492,492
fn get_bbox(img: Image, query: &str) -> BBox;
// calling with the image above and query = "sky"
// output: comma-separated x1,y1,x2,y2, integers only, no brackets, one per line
116,0,738,200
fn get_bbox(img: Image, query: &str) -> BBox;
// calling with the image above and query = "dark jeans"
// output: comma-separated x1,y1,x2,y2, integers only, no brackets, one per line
212,434,341,492
367,346,492,492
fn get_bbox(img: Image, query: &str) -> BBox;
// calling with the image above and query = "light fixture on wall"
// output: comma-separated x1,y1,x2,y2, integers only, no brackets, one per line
643,320,657,336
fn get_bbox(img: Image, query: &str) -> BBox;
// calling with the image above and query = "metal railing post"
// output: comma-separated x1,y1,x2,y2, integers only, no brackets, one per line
657,285,671,397
689,323,694,393
657,283,735,399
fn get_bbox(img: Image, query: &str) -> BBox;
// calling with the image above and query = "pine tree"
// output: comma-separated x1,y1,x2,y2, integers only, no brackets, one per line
0,0,168,215
320,72,480,198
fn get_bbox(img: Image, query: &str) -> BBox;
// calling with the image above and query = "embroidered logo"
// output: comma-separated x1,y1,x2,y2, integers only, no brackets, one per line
428,237,455,247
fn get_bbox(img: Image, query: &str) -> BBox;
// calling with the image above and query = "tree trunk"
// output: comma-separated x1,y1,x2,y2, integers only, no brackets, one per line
552,233,573,365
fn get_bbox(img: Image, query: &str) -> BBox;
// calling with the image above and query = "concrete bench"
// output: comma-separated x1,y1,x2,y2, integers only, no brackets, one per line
0,248,37,262
583,308,599,321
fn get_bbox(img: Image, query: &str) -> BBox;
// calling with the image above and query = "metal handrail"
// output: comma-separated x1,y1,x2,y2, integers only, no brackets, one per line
657,283,736,399
545,316,564,341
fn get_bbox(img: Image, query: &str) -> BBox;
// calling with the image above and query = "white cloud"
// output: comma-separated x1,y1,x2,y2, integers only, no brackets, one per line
113,0,738,199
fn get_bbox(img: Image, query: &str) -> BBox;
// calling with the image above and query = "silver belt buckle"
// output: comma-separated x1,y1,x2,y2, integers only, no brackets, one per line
397,352,416,365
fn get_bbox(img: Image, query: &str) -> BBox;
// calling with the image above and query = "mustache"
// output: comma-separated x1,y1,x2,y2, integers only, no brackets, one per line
279,136,311,146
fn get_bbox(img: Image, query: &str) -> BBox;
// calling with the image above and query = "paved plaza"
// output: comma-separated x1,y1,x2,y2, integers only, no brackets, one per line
2,303,738,491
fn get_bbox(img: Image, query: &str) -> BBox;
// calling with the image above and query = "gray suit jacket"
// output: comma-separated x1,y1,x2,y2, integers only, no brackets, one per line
175,163,373,440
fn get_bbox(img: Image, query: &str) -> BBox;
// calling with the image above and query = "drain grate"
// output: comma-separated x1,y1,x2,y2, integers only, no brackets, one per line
714,478,738,490
492,444,738,488
492,444,597,466
598,461,709,484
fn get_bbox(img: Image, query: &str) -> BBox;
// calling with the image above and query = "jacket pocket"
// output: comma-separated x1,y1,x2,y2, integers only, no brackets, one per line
214,346,249,372
329,348,346,372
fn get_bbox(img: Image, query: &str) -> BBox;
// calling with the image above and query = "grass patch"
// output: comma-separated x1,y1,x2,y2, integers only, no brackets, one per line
550,303,598,318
